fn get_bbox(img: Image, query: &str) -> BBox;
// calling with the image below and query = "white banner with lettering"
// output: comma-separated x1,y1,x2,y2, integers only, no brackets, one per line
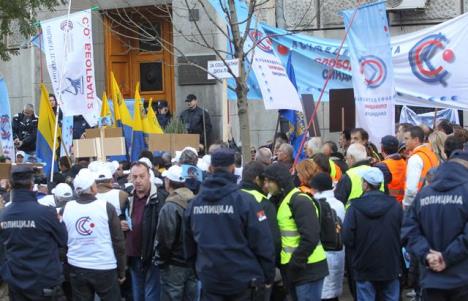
343,1,395,145
41,9,99,125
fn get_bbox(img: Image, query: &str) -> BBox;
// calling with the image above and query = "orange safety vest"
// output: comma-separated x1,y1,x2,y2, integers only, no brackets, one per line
330,161,343,182
383,157,407,203
412,145,440,190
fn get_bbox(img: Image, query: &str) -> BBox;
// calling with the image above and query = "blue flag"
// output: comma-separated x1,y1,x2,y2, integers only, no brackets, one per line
279,53,306,160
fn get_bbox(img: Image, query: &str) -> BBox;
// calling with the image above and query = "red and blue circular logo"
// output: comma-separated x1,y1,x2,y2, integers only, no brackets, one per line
359,55,387,89
75,216,95,236
409,33,454,86
248,29,273,53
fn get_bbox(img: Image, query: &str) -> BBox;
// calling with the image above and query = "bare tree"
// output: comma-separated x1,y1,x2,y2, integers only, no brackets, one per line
101,0,318,164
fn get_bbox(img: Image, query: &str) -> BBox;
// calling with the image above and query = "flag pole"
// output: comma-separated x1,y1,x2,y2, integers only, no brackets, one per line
291,1,363,172
50,0,73,182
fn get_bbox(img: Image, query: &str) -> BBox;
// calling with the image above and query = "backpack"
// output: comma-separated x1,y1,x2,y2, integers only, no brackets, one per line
313,197,343,251
292,192,343,251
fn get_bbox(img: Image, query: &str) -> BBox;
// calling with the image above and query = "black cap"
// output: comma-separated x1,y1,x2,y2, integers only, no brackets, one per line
309,172,333,192
157,100,168,108
211,148,235,167
185,94,197,102
381,135,399,149
11,165,34,176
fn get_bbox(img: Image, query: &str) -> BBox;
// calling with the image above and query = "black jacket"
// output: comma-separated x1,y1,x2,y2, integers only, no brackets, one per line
179,106,212,145
281,191,329,285
240,181,281,262
0,189,67,293
343,190,402,282
264,164,328,285
402,156,468,289
72,115,90,139
127,184,167,267
157,113,172,130
185,171,275,295
155,187,194,267
12,113,38,152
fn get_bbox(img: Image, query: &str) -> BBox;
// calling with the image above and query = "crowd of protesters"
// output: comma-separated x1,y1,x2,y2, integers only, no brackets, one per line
0,109,467,301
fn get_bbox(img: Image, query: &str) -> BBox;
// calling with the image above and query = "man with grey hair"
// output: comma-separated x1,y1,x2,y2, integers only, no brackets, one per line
305,137,323,158
61,168,126,300
276,143,294,170
255,147,273,165
335,143,371,206
13,103,38,154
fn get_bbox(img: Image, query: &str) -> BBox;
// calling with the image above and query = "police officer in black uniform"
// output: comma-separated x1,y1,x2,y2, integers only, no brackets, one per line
0,166,67,300
179,94,212,147
185,149,275,301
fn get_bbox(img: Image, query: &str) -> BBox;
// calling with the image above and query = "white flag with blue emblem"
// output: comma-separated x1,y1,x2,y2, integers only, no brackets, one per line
342,1,395,145
40,9,99,126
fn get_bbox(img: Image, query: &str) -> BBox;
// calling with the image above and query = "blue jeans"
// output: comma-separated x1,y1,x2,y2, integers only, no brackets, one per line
294,279,324,301
356,279,400,301
129,257,160,301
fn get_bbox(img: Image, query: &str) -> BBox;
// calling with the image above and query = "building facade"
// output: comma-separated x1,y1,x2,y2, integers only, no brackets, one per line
0,0,467,148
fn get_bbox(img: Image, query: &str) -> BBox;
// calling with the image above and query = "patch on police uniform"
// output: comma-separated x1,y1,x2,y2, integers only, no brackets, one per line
257,210,267,222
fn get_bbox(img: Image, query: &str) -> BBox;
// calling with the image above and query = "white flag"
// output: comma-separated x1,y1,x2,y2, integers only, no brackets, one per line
41,9,99,125
342,2,395,145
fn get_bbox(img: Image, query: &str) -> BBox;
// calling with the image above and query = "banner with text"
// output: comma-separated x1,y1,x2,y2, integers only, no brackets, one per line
41,9,99,125
208,0,303,111
264,14,468,111
342,1,395,145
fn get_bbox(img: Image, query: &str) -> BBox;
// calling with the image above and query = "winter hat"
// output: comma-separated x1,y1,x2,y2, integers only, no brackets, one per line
309,172,333,192
263,163,293,189
211,149,235,167
381,135,399,149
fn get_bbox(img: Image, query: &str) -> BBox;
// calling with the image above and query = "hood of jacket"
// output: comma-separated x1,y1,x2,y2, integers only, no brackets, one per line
352,190,395,218
166,187,194,209
430,159,468,192
198,171,239,202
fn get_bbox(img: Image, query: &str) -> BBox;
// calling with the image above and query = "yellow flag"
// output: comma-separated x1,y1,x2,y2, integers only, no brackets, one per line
37,84,61,175
110,72,122,125
100,91,111,118
143,98,164,134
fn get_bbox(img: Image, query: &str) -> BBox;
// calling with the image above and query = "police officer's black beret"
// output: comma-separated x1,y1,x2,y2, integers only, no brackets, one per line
11,165,34,175
211,148,235,167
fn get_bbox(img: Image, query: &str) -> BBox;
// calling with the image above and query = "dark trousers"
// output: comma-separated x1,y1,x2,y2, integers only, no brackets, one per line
160,264,197,301
201,287,266,301
69,265,120,301
423,285,468,301
9,285,62,301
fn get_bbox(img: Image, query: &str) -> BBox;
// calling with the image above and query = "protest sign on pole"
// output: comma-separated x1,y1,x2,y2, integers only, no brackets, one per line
0,77,15,158
41,9,99,125
342,1,395,145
